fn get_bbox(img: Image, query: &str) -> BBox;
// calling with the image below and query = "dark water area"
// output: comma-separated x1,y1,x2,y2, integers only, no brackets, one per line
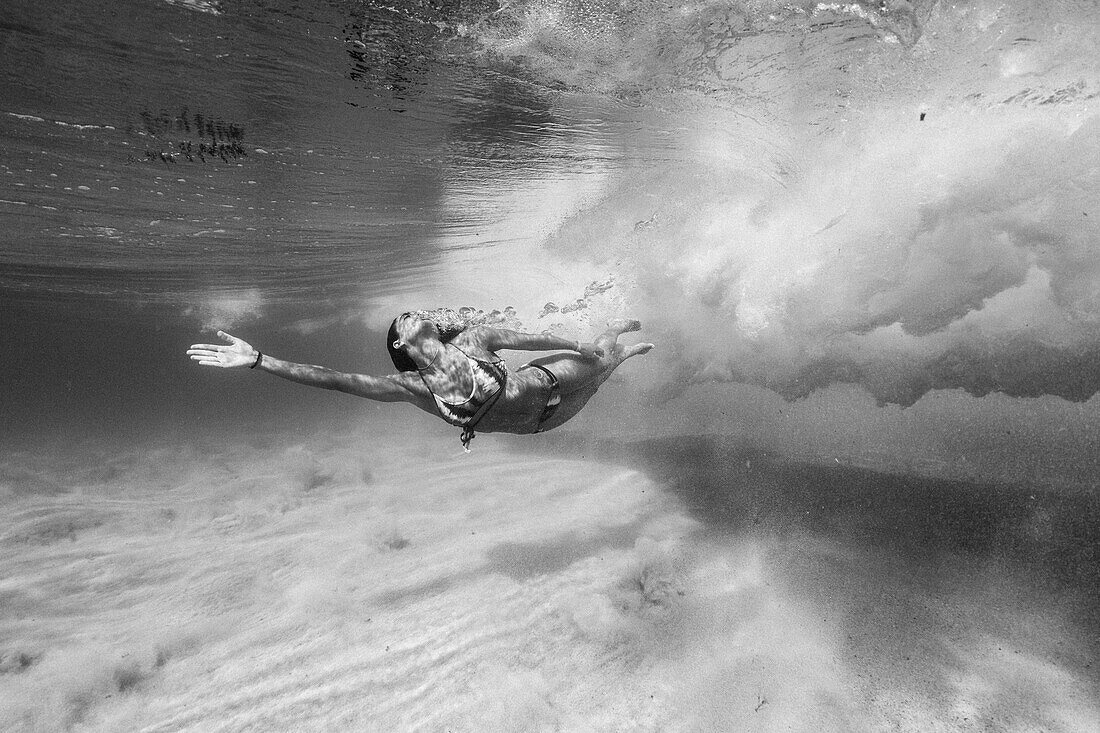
0,298,398,451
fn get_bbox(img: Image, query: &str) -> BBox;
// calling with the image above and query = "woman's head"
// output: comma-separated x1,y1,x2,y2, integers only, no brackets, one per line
386,310,466,372
386,315,420,372
386,307,513,371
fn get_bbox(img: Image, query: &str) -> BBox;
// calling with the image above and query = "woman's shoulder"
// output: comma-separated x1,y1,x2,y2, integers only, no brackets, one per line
387,370,430,395
451,326,497,351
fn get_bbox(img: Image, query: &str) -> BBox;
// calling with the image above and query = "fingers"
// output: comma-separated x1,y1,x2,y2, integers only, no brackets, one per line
188,354,225,367
188,344,241,354
187,348,229,367
188,333,249,368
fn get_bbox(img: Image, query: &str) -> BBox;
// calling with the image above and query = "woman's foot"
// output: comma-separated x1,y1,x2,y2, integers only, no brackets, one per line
614,342,654,360
607,318,642,334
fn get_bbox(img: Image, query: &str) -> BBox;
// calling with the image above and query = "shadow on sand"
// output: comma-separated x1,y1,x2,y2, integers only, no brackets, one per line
529,432,1100,626
519,432,1100,727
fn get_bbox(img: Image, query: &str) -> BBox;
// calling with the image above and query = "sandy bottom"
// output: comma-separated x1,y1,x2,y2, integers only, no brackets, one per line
1,426,1098,732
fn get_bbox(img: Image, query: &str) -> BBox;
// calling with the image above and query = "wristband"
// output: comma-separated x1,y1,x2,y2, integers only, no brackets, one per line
250,351,263,369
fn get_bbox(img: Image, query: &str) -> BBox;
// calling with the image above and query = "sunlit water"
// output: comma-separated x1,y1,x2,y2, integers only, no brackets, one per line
3,0,1100,730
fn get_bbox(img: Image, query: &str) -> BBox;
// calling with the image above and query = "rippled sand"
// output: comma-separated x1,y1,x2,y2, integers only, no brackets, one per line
2,425,1097,732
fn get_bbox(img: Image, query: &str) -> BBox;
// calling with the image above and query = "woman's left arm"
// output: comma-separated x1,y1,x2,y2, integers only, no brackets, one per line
481,328,604,359
187,330,422,403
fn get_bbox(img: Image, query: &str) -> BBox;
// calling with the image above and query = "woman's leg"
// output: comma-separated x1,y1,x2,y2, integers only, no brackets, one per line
525,319,652,431
528,318,651,395
530,340,653,432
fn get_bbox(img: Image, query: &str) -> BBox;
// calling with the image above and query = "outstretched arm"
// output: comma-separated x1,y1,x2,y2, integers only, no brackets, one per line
187,331,419,403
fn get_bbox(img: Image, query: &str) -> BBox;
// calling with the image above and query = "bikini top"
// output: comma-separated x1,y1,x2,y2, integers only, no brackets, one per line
417,343,507,450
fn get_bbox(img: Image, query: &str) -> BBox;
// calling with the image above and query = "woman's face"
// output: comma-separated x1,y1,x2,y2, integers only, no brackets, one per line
394,313,440,346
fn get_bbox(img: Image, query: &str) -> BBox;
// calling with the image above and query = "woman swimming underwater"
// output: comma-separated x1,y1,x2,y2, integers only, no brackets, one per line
187,311,654,450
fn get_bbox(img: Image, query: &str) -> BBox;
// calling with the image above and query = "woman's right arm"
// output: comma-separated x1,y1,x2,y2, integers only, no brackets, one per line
480,328,604,359
187,331,422,403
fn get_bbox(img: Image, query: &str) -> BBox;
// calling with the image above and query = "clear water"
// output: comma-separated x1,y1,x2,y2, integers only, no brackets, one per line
3,0,1100,730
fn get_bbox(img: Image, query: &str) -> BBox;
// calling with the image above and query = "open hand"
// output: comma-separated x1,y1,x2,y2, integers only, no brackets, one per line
187,331,258,369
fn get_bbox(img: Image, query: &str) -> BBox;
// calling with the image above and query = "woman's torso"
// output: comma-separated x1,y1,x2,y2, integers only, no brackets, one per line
415,330,550,435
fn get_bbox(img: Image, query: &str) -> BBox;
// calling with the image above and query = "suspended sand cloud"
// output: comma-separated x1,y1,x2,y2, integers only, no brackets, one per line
484,0,1100,406
602,112,1100,405
183,288,266,333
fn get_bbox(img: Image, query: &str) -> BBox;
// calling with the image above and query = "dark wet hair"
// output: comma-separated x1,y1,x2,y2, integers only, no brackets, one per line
386,317,418,372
